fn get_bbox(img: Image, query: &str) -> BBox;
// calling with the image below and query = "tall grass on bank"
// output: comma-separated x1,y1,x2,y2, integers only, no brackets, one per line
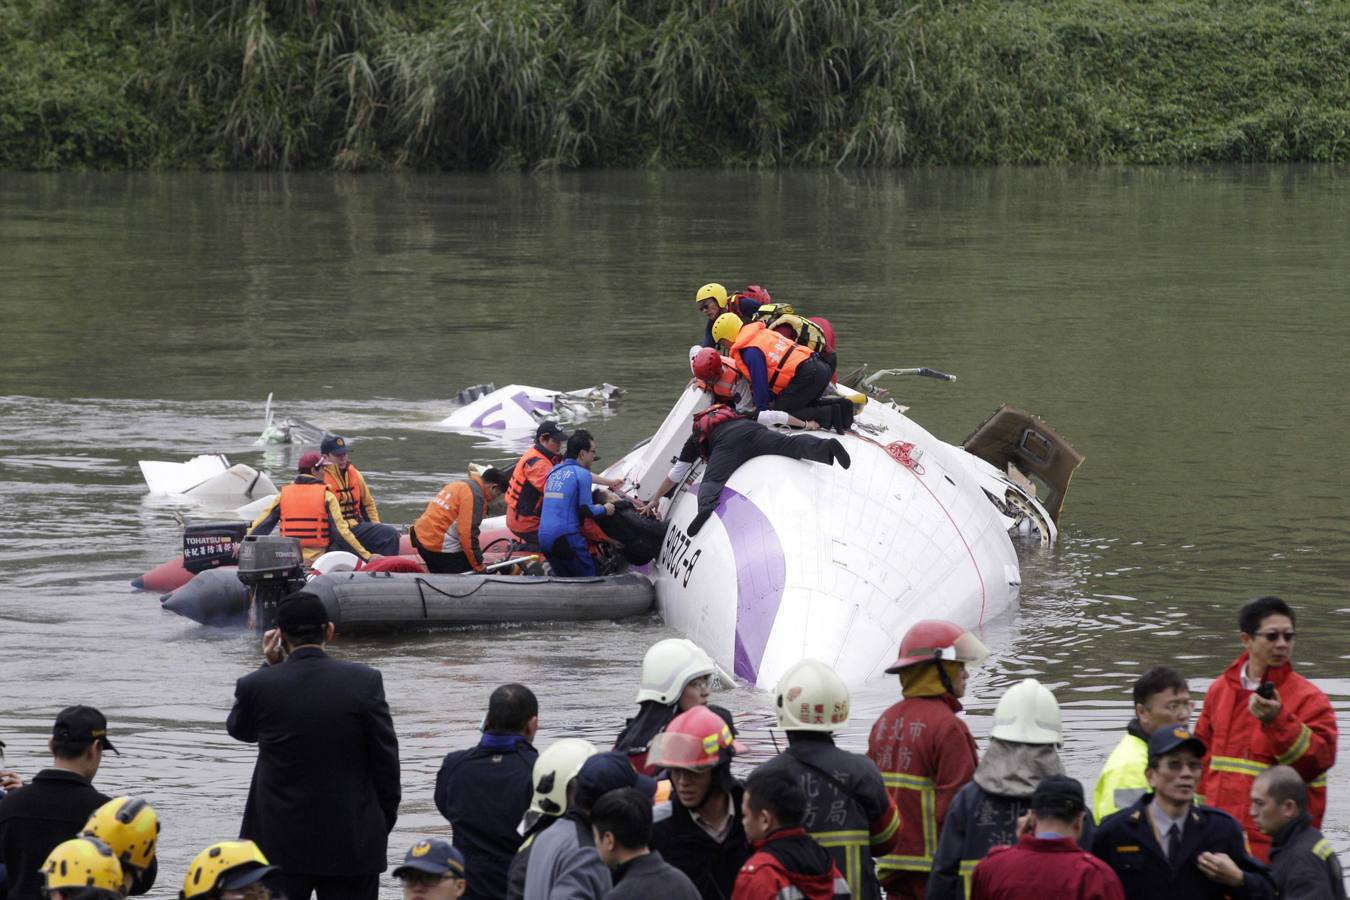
2,0,1349,169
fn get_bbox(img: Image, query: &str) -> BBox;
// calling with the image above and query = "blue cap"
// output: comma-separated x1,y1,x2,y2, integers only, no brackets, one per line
320,434,349,456
392,839,465,879
1148,724,1206,760
577,751,658,802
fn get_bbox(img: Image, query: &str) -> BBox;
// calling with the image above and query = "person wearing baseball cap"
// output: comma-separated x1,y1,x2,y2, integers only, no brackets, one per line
244,450,375,565
504,422,569,550
970,776,1124,899
1090,725,1275,899
392,839,466,900
0,707,117,900
318,434,402,557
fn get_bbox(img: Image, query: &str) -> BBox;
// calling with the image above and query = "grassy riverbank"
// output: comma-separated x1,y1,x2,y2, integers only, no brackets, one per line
3,0,1349,169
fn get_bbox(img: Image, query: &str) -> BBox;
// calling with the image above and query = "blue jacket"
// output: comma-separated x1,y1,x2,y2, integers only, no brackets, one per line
435,733,538,900
539,458,605,545
1090,794,1274,900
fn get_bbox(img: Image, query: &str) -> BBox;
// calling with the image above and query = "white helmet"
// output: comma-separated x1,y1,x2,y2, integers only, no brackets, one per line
990,678,1062,745
636,639,717,705
773,659,850,732
528,738,597,816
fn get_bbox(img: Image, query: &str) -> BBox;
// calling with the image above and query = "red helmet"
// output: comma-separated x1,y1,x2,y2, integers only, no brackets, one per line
691,348,724,383
885,620,990,674
741,284,772,305
645,706,745,771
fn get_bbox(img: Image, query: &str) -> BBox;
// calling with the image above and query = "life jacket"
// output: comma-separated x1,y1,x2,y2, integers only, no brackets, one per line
505,444,558,535
770,313,831,353
701,355,740,404
323,463,366,524
749,301,797,324
730,321,812,394
691,404,742,459
278,483,330,549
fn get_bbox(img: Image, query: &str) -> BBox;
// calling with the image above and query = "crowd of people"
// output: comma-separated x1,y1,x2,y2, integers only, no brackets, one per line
0,593,1341,900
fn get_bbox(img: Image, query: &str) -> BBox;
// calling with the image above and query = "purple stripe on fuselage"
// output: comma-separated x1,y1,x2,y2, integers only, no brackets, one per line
469,391,555,428
714,487,786,682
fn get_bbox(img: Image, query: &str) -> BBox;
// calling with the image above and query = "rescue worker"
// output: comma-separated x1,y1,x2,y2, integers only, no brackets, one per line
80,797,160,895
246,452,374,565
969,776,1123,900
522,751,657,900
434,684,538,900
179,840,281,900
1194,596,1335,861
867,621,989,900
1092,666,1192,823
319,434,401,557
649,706,754,900
733,767,851,900
506,739,599,900
1090,726,1274,900
1249,765,1345,900
411,468,509,574
712,314,844,432
538,430,629,577
757,660,900,900
690,348,832,430
641,403,848,536
391,839,467,900
929,679,1089,900
40,837,122,900
749,305,837,376
505,422,568,549
614,639,718,774
695,283,766,348
592,788,700,899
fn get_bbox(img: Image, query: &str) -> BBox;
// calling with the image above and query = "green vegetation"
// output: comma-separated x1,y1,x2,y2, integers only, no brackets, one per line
2,0,1348,169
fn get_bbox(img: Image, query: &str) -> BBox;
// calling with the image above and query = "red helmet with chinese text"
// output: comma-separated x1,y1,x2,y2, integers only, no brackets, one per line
774,659,850,732
691,348,724,383
646,706,745,771
886,620,990,674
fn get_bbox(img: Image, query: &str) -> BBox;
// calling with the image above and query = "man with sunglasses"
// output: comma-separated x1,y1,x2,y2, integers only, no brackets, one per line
1091,726,1274,899
1193,596,1336,862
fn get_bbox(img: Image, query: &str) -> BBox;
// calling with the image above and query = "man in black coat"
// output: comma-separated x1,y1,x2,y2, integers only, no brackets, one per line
435,683,540,900
227,592,401,900
1250,765,1346,900
0,707,114,900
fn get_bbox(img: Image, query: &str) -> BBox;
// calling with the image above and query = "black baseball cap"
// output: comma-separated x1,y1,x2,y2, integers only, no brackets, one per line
577,751,658,799
1031,775,1086,818
1148,724,1207,760
53,706,119,755
319,434,349,456
536,421,568,442
274,592,331,630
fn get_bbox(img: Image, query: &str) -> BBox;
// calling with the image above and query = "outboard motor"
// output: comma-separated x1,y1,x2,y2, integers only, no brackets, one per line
183,522,248,574
237,534,306,633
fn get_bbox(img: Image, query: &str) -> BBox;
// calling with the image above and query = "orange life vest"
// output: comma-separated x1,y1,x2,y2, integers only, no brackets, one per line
506,445,558,534
703,355,740,404
278,483,330,549
691,404,742,459
323,463,366,523
729,321,811,394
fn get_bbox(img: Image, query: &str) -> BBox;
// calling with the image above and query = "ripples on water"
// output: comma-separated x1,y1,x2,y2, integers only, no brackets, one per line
3,168,1349,893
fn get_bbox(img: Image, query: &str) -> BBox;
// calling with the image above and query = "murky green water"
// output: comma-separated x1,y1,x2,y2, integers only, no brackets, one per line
2,168,1347,893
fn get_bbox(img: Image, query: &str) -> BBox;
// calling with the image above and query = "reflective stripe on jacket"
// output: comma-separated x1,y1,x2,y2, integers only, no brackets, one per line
1193,652,1337,861
866,695,976,883
323,462,379,525
768,314,831,354
1092,724,1150,823
506,444,558,535
412,476,487,568
729,322,812,394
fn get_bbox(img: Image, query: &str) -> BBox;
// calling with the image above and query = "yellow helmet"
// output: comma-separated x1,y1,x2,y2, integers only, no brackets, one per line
695,283,728,308
180,841,278,900
82,797,160,871
711,313,744,344
42,836,124,895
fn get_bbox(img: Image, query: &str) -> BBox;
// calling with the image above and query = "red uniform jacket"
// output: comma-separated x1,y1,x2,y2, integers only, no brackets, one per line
1194,652,1337,861
866,694,978,887
732,828,850,900
971,835,1124,900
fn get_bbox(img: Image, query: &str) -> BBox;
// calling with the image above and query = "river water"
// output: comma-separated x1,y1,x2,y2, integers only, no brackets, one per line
2,168,1348,893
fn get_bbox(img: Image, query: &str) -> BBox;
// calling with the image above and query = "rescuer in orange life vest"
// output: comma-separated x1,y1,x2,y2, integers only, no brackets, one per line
504,421,623,551
712,314,851,434
246,452,374,564
411,468,509,574
320,434,402,557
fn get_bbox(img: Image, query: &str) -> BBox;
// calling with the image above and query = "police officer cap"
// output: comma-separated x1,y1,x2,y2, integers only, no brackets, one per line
274,592,330,630
320,434,349,455
392,839,465,880
535,421,568,442
1030,775,1086,818
1147,724,1207,760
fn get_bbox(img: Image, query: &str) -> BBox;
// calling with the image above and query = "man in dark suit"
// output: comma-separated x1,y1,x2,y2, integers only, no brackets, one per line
227,592,401,900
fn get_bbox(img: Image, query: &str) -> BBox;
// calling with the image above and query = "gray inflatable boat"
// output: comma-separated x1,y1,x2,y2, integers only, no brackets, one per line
305,571,655,631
